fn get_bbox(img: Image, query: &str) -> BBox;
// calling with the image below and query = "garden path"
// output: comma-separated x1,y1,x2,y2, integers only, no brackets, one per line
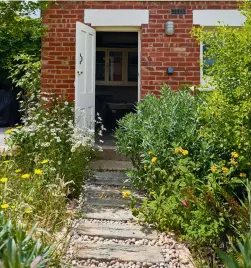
67,147,194,268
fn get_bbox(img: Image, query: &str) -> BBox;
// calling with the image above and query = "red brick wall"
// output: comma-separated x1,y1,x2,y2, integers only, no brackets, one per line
41,1,237,99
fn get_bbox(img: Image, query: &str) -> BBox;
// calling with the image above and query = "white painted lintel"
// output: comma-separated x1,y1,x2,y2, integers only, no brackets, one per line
193,10,246,26
84,9,149,27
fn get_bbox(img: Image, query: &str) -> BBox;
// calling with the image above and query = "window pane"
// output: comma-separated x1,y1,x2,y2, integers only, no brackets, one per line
109,52,122,82
203,44,215,75
128,52,138,82
96,51,105,81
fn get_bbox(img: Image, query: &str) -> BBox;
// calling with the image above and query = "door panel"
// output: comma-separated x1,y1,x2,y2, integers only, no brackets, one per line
75,21,96,130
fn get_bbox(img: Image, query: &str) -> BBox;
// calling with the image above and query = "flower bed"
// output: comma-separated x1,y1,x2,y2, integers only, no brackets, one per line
0,95,96,266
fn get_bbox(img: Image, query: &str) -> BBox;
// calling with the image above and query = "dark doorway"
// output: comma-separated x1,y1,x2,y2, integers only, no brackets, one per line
95,31,138,145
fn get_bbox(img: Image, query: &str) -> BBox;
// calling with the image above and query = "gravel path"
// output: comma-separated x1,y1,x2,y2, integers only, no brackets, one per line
66,161,194,268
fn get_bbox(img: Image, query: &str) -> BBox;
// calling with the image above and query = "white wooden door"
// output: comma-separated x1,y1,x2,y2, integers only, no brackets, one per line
75,21,96,130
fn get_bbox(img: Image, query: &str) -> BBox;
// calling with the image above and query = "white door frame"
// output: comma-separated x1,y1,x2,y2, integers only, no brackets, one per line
93,26,141,102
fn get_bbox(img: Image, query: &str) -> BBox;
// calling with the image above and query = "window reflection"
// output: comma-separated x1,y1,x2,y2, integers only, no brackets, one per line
128,52,138,82
109,52,122,81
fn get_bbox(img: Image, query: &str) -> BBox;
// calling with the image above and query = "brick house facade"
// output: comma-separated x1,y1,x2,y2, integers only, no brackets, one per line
41,1,240,102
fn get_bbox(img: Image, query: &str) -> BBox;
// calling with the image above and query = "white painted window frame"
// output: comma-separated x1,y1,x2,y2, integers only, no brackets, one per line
96,47,138,86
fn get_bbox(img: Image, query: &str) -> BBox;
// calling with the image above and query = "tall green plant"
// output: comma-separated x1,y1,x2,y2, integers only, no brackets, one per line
116,86,203,172
0,212,52,268
191,2,251,174
0,1,50,91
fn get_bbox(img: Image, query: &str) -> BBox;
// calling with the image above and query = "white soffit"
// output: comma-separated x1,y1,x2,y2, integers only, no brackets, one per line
193,10,246,26
84,9,149,26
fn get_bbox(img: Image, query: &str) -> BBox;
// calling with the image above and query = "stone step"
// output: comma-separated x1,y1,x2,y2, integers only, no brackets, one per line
98,147,129,161
75,243,165,263
85,185,143,200
95,171,128,179
88,172,131,187
84,207,137,221
91,160,133,171
75,222,158,240
86,197,129,208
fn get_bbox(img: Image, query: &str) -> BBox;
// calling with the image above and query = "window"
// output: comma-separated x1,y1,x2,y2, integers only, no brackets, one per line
96,51,105,81
200,42,215,90
127,52,138,82
96,48,138,86
202,43,215,76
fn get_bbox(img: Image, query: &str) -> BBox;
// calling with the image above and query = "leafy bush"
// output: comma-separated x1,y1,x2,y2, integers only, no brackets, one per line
5,94,95,197
132,150,249,246
191,6,251,174
0,154,71,235
115,86,204,186
115,6,251,261
0,212,52,267
116,85,250,259
0,1,48,89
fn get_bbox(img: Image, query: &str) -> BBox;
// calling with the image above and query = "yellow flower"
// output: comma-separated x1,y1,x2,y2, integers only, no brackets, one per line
5,129,13,134
34,169,43,175
0,177,7,183
122,190,131,199
182,150,189,156
2,160,10,164
1,204,8,209
240,173,247,178
41,159,49,164
21,173,30,179
148,151,153,156
151,157,157,163
210,166,217,173
222,167,229,174
230,159,238,166
174,147,183,153
15,169,22,173
16,126,22,129
25,208,32,214
231,152,239,158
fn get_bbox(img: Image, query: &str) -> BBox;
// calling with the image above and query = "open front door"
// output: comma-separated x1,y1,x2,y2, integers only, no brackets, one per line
75,21,96,130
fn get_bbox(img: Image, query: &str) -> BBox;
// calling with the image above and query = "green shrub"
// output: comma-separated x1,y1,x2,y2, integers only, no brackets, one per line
116,86,250,257
115,86,205,186
115,5,251,259
191,3,251,174
0,212,52,268
0,155,71,236
5,95,95,197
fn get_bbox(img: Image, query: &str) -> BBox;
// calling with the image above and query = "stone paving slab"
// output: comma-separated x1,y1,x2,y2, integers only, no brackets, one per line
88,178,131,187
98,148,129,161
91,160,133,171
75,222,158,240
94,171,128,179
76,243,165,263
84,207,137,221
86,197,129,208
86,185,143,199
89,172,131,187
